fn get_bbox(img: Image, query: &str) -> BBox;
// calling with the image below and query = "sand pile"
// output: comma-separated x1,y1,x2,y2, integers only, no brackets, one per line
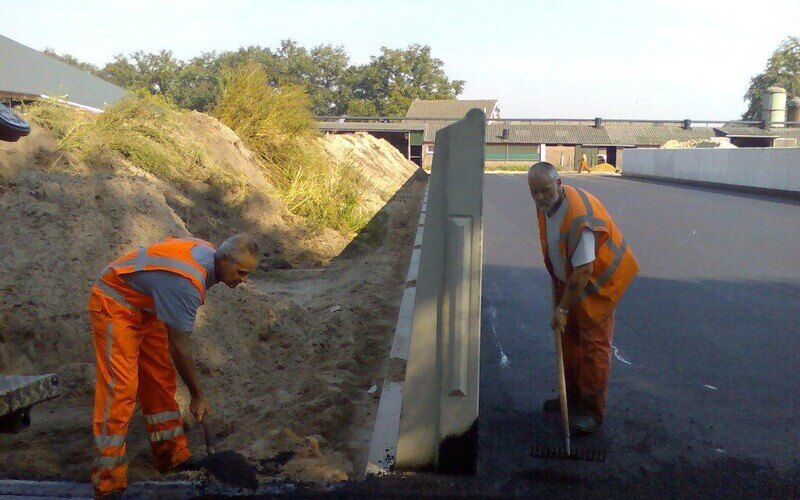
661,138,736,149
589,162,618,173
0,109,424,485
318,132,419,213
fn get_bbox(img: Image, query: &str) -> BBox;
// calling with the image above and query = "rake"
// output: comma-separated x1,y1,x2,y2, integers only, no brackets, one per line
530,327,606,462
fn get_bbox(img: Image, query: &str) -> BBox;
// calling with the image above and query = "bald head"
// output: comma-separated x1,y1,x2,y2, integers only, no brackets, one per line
218,233,259,262
528,161,559,184
527,162,562,213
215,234,260,288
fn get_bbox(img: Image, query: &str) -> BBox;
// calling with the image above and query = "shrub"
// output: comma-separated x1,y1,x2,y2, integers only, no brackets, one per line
25,94,248,203
213,63,369,234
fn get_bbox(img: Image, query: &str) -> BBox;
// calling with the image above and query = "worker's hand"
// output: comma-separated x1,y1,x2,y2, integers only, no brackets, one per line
551,309,567,336
190,394,211,423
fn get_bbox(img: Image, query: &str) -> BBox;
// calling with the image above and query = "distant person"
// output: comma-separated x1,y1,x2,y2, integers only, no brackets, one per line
88,235,259,498
578,153,589,173
527,162,639,433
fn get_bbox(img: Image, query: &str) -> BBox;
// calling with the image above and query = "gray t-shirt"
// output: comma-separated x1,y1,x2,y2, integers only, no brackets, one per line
123,245,217,332
545,194,596,282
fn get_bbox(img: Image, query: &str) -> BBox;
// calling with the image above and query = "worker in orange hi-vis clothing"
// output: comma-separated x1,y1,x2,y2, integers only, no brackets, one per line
88,234,260,498
577,153,589,173
528,162,638,435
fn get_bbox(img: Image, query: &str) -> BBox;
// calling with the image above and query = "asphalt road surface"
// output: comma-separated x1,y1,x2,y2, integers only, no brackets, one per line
477,173,800,498
11,173,798,498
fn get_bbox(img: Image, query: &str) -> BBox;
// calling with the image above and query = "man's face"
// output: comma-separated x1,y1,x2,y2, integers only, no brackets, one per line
528,174,561,212
218,253,258,288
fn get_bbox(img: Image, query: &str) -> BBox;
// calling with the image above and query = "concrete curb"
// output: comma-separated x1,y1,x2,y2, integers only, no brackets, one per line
364,183,429,476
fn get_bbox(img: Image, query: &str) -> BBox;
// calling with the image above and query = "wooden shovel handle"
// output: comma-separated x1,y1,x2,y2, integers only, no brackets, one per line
200,419,219,456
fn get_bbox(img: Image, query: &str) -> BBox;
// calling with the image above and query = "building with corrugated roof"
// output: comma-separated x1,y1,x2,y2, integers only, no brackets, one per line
318,96,800,169
406,99,499,120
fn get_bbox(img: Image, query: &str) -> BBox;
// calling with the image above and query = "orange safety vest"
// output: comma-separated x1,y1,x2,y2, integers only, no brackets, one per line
93,237,215,312
537,185,639,327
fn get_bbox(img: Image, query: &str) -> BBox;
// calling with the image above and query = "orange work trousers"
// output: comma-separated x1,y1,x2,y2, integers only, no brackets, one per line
556,286,616,422
88,288,191,497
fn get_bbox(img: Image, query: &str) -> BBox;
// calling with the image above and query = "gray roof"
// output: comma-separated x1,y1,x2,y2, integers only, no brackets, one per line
0,34,126,110
405,99,497,119
412,119,721,146
773,128,800,139
714,126,778,138
317,121,424,133
410,119,454,142
603,123,714,146
486,122,614,145
326,114,788,147
415,120,716,146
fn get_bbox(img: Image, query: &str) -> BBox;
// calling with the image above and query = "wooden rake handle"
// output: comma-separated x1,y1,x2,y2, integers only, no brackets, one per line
553,329,571,455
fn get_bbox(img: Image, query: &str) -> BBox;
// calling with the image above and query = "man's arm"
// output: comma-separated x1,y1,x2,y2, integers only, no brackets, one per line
166,326,210,422
551,261,593,335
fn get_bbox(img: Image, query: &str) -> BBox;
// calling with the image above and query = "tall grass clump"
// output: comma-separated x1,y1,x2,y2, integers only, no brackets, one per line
25,94,248,203
213,62,370,234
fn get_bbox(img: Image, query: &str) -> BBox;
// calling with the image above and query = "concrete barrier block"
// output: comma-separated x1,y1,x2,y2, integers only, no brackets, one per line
624,147,800,195
395,108,485,473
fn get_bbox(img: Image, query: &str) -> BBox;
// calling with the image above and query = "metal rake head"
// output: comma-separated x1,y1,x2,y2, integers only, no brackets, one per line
530,444,606,462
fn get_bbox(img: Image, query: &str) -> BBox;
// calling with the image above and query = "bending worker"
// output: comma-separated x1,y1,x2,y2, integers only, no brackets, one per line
527,162,638,434
88,234,260,497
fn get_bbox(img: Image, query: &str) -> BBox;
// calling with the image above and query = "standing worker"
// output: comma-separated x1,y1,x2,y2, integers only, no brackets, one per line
577,153,589,173
527,162,638,433
88,234,260,498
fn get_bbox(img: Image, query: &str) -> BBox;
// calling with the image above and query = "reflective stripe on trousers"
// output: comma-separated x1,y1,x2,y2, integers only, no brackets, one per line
144,410,181,426
150,425,185,442
90,291,191,496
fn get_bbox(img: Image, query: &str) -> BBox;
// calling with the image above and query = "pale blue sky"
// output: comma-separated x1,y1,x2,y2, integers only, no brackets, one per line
3,0,798,119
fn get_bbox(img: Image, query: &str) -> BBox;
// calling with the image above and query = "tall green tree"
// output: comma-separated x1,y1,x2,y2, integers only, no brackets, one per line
100,50,181,95
44,42,464,117
349,44,465,116
743,36,800,120
172,52,220,111
270,40,350,115
43,48,100,75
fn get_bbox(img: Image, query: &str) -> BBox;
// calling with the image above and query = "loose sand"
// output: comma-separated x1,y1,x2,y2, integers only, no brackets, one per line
0,112,423,485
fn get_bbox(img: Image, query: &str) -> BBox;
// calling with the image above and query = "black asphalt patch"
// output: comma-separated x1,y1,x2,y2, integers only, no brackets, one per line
475,173,800,497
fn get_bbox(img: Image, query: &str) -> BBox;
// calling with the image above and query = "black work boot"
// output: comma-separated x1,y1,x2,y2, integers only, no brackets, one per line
168,454,207,473
569,415,602,434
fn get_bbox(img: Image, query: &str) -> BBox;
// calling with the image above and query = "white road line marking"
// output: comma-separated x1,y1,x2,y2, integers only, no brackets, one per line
612,346,632,365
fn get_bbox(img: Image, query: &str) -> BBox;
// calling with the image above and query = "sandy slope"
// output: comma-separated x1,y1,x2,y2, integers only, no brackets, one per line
0,112,423,485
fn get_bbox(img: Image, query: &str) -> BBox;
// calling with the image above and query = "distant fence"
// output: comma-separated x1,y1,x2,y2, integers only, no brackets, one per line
623,148,800,195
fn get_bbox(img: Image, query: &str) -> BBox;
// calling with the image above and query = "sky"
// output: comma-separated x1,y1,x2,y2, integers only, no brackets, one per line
3,0,798,119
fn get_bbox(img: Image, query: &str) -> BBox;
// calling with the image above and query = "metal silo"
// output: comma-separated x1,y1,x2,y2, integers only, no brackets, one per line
787,97,800,125
762,87,787,128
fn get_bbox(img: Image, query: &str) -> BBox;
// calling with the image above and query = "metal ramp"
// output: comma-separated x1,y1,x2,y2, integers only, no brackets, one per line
0,374,60,432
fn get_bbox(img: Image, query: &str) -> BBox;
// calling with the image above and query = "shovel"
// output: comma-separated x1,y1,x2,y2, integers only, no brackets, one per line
200,419,219,456
198,419,259,490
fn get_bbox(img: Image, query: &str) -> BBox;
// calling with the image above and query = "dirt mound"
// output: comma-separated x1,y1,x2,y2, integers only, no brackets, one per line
661,138,736,149
0,109,424,485
318,132,418,213
0,171,190,374
589,162,618,173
